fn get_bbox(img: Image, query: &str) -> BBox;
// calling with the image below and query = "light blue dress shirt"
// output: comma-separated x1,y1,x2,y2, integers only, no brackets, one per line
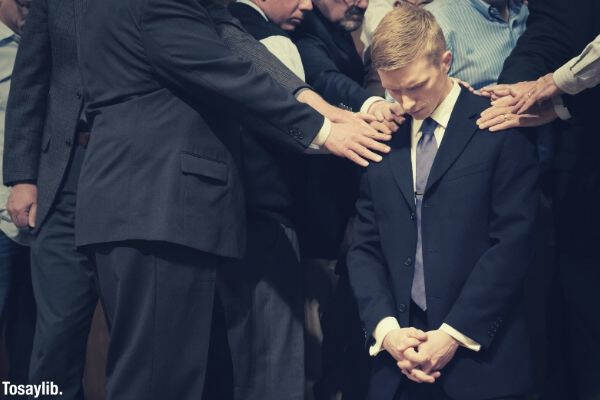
425,0,529,89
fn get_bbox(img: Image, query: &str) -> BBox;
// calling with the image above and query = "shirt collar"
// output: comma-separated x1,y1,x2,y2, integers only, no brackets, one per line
236,0,269,21
0,21,16,42
469,0,523,22
413,78,461,133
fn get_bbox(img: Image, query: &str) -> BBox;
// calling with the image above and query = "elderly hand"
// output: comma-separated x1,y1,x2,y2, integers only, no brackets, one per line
480,80,537,101
324,118,393,167
7,183,37,228
476,96,558,131
514,73,563,114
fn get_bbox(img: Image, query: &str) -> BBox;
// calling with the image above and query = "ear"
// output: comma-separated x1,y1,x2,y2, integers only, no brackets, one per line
440,50,452,74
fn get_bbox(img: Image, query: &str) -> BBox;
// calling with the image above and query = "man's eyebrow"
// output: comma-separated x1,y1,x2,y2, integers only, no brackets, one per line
406,80,427,89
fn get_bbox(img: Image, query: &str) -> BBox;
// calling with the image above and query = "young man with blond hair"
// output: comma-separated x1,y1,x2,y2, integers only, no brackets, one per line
347,5,540,400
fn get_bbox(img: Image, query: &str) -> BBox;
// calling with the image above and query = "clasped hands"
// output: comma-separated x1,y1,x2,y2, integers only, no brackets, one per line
382,327,459,384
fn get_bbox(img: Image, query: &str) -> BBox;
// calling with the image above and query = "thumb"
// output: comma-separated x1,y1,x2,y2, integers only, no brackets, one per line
28,202,37,228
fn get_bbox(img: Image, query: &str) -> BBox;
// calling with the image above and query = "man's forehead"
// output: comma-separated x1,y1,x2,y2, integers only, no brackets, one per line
380,60,431,88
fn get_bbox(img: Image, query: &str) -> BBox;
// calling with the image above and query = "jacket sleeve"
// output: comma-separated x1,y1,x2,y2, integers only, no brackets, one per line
443,129,540,349
347,170,398,337
3,0,50,185
295,34,372,111
499,0,577,83
140,0,323,153
209,6,310,95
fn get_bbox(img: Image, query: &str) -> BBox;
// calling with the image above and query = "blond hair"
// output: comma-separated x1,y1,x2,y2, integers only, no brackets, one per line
371,4,446,71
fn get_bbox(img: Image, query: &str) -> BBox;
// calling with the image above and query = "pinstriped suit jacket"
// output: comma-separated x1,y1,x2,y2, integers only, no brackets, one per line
3,0,87,233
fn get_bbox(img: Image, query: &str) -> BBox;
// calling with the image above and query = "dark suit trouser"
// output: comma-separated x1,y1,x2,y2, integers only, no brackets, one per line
0,231,35,385
217,217,305,400
92,240,217,400
29,144,98,400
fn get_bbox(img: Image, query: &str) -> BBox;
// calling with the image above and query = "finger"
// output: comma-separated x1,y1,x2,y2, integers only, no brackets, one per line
358,136,391,153
398,337,422,352
370,121,392,135
14,210,29,228
410,368,437,384
478,113,511,130
397,359,417,370
403,347,428,364
488,118,520,132
351,143,384,163
392,114,406,125
381,103,393,121
355,112,377,123
516,96,537,114
401,369,421,383
382,120,398,132
407,328,428,340
345,149,369,167
28,202,37,228
364,129,394,144
389,103,405,116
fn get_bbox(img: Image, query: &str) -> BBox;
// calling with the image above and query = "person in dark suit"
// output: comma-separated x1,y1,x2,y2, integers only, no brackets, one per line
77,0,391,399
3,1,98,398
348,6,540,400
292,3,404,398
476,1,600,398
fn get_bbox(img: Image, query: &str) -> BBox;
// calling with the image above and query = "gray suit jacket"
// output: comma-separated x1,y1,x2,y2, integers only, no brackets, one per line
3,0,87,234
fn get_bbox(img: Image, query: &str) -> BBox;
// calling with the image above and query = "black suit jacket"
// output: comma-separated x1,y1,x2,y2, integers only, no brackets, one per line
348,90,540,399
3,0,87,233
76,0,324,258
499,0,600,253
293,9,371,111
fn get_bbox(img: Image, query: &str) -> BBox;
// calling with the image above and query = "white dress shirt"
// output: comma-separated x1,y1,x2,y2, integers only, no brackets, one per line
554,33,600,95
370,80,481,356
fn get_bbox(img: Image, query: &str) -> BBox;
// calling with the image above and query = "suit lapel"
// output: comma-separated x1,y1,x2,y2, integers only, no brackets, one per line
425,91,480,193
387,121,415,212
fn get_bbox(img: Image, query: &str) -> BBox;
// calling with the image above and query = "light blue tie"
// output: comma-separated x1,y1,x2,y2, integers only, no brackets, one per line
412,117,438,311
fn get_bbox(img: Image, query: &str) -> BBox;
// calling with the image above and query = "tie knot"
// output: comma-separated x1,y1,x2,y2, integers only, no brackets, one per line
421,117,437,138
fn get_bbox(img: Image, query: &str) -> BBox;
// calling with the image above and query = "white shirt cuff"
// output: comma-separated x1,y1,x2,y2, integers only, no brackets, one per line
551,95,571,121
307,117,331,152
369,316,400,356
440,323,481,352
553,65,582,95
360,96,386,114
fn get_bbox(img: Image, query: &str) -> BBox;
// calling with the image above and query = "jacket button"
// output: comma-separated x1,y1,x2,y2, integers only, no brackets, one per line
398,303,407,313
76,90,82,99
404,257,412,266
65,139,72,147
410,212,416,220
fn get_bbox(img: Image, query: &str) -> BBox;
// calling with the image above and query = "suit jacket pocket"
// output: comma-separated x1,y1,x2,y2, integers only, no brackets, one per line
180,152,228,183
443,161,491,183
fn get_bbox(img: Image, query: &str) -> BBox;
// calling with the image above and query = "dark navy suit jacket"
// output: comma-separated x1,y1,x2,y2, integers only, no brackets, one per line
348,90,540,399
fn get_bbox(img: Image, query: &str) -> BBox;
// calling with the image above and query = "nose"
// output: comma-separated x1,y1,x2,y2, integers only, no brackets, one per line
300,0,313,11
400,95,416,113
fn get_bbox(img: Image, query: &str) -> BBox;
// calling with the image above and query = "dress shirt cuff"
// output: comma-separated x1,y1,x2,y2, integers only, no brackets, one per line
553,65,582,95
307,117,331,152
360,96,387,114
440,323,481,352
369,316,400,356
551,95,572,121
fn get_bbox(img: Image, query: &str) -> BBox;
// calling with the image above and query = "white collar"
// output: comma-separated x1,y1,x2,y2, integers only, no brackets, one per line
413,78,461,133
236,0,269,22
0,21,16,42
